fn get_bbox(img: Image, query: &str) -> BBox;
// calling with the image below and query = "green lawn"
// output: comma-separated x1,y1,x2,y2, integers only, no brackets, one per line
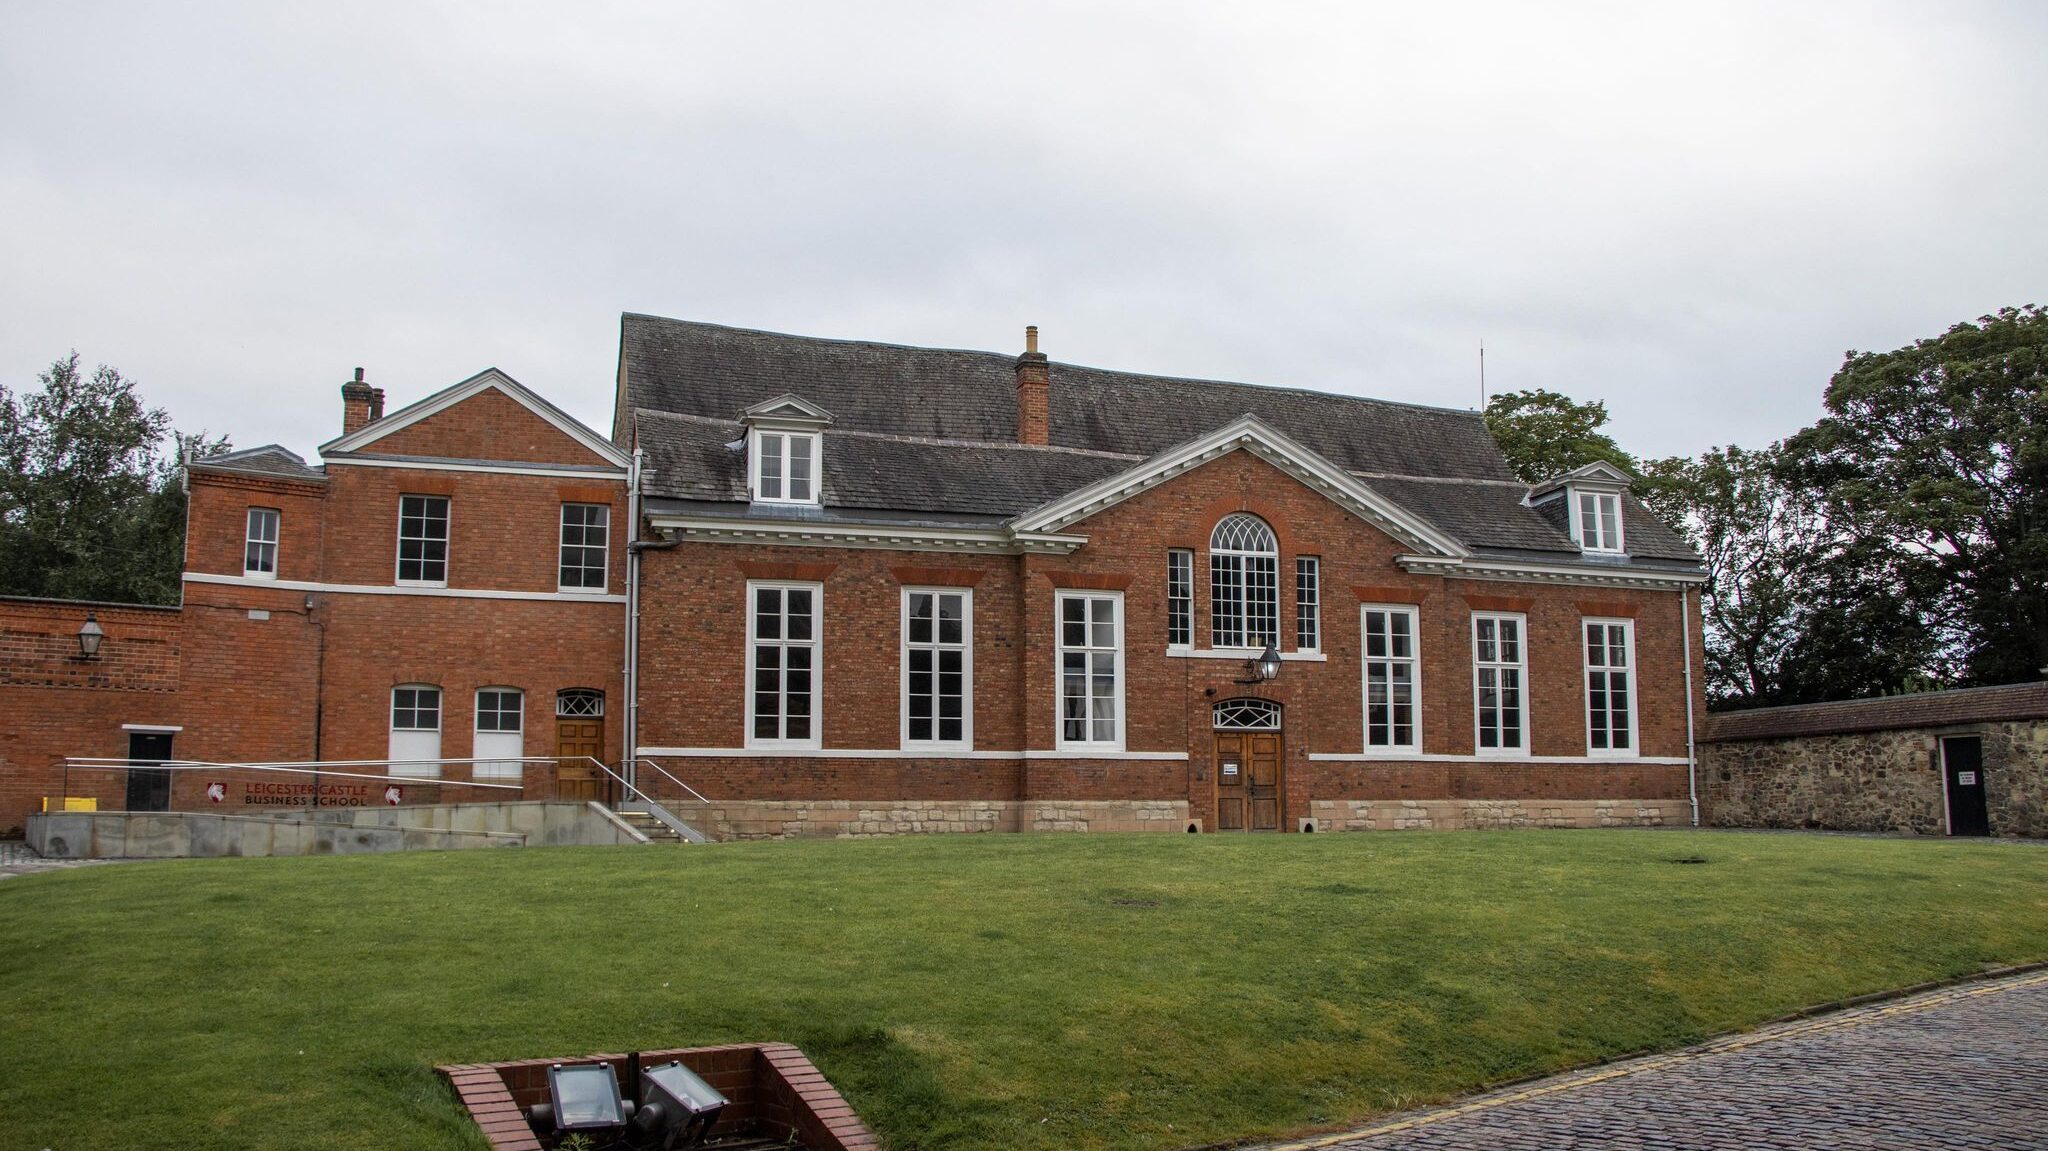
3,831,2046,1150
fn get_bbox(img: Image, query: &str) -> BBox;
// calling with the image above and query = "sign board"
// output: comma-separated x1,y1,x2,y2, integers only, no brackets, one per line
1222,760,1240,777
1958,771,1978,786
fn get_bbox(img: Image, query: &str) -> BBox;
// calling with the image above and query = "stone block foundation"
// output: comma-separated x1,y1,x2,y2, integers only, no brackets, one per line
1306,797,1688,832
674,798,1191,840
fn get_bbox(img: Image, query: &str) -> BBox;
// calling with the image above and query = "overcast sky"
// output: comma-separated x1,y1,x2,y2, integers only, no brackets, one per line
3,2,2043,465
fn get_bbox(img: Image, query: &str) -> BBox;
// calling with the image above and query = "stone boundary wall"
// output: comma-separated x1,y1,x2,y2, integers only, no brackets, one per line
1700,720,2046,837
673,798,1191,840
1306,797,1686,832
26,800,638,858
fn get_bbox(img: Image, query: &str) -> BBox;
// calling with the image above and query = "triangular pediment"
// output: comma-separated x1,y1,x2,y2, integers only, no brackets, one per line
741,393,835,427
1528,460,1635,501
1009,415,1470,558
319,368,629,467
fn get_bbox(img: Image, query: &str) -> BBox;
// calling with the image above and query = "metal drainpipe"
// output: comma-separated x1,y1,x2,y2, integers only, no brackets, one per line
624,447,641,793
1680,585,1700,828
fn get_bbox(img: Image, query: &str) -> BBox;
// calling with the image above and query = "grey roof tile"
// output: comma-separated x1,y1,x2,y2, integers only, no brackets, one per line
621,315,1700,567
188,444,325,482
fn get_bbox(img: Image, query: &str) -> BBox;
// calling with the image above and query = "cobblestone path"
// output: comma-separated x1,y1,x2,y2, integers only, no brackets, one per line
1256,969,2048,1150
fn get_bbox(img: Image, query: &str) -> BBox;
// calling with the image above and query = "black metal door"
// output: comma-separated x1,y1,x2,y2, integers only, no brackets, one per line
1942,736,1989,837
125,732,173,813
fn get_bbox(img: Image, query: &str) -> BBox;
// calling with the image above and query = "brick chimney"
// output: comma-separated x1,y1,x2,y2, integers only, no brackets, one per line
1015,325,1048,445
340,367,385,436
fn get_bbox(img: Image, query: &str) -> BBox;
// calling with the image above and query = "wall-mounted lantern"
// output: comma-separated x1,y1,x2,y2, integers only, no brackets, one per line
1236,641,1282,685
76,612,105,659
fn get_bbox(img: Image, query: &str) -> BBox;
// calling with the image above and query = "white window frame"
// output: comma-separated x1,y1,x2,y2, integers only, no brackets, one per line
1360,604,1422,754
1209,513,1280,650
1295,556,1321,653
1472,612,1529,756
395,494,451,587
243,507,280,580
388,684,443,778
1166,549,1194,650
749,428,822,506
900,587,974,751
745,580,823,750
557,503,610,593
1583,617,1639,756
1571,490,1626,554
473,687,525,780
1055,589,1125,752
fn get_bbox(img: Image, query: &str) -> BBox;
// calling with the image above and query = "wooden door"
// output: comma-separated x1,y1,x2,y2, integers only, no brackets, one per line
1214,731,1283,831
555,719,605,803
1942,736,1989,836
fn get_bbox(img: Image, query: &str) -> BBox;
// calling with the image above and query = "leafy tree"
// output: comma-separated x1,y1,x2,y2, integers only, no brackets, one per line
1783,305,2048,686
1483,388,1639,485
0,353,225,605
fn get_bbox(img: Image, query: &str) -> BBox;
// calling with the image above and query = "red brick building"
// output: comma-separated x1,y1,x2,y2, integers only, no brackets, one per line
0,316,1708,838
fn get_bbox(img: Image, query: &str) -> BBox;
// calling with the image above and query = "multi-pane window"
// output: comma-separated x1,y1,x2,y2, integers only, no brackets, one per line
1057,591,1122,747
558,504,608,591
1473,614,1527,752
1210,513,1278,649
244,507,279,578
388,685,443,778
556,689,604,718
1166,550,1193,647
396,495,450,584
748,583,820,746
903,589,971,747
1362,606,1420,750
1295,556,1321,651
753,431,820,504
474,688,525,780
1576,491,1624,552
1585,619,1636,753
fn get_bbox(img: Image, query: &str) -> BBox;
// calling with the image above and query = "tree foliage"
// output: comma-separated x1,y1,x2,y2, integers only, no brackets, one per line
1487,307,2044,708
0,353,225,605
1483,388,1638,485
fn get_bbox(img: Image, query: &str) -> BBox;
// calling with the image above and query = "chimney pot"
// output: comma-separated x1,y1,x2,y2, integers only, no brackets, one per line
341,369,379,436
1025,325,1039,354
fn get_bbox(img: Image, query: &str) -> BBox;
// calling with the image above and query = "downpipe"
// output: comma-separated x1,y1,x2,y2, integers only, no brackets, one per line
1680,586,1700,828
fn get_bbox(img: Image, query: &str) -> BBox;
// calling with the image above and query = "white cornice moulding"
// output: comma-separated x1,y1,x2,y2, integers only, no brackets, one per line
1395,554,1705,590
637,747,1190,761
645,514,1088,555
183,572,625,604
120,724,184,733
1008,415,1472,559
322,456,628,481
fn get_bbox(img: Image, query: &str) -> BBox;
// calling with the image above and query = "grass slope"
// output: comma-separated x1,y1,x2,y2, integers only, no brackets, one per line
2,831,2045,1150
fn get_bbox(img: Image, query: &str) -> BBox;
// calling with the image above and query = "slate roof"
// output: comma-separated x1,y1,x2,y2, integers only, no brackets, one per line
187,444,325,482
1704,682,2048,742
621,315,1702,567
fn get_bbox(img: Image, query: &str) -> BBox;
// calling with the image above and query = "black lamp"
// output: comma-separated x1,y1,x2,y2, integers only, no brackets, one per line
76,612,105,659
632,1059,730,1148
530,1061,630,1136
1236,641,1282,685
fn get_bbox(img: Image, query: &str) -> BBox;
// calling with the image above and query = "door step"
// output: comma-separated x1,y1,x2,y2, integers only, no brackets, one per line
613,809,692,844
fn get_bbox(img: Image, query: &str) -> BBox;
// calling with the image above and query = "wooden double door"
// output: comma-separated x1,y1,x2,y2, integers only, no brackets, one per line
1215,731,1283,831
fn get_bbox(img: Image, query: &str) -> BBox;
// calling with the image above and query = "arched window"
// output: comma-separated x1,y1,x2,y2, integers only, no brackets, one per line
556,689,605,718
1212,698,1282,730
1210,513,1279,648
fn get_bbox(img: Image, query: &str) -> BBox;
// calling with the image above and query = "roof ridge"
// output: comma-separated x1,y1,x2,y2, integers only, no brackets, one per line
622,313,1493,421
1353,470,1531,489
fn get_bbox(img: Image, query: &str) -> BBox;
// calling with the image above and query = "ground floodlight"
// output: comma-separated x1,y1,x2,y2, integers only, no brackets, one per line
632,1059,730,1147
530,1061,630,1135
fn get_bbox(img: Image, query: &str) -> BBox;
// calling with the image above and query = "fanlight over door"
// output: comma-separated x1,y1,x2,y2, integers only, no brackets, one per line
1213,697,1282,731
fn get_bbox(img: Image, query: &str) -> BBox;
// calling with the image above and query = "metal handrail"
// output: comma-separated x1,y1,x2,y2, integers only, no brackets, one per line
582,758,706,843
633,757,713,805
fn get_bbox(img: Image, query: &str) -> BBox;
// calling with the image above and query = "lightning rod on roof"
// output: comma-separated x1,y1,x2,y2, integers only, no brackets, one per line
1479,339,1486,410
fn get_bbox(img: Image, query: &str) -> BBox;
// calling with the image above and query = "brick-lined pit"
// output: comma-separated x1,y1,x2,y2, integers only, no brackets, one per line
439,1043,874,1151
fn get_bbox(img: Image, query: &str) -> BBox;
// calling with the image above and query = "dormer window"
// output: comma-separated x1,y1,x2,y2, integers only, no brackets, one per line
1529,462,1633,557
1574,491,1624,553
740,393,834,507
753,430,820,504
